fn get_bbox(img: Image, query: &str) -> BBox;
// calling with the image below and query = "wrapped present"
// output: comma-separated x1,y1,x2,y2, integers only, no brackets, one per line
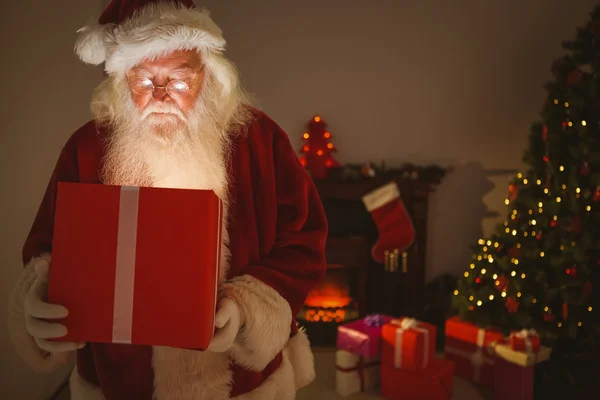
48,182,223,349
337,314,393,358
444,316,504,385
510,329,541,353
491,341,552,400
335,349,380,397
381,317,437,370
381,359,455,400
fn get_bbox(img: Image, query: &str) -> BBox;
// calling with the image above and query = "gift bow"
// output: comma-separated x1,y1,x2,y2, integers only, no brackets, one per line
364,314,384,328
399,317,418,330
391,318,429,369
514,329,538,339
513,329,538,353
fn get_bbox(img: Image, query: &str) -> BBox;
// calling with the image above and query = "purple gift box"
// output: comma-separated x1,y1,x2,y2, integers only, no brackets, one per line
336,314,394,358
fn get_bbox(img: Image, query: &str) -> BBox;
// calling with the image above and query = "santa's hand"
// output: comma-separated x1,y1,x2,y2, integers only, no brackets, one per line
207,298,241,352
24,258,85,353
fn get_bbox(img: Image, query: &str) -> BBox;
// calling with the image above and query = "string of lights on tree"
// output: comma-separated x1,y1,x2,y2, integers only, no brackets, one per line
452,16,600,339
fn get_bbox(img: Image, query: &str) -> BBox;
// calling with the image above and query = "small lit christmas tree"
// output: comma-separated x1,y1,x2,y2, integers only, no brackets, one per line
453,4,600,342
299,115,340,179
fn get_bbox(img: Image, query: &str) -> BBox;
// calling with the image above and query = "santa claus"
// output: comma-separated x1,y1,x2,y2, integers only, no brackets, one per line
7,0,328,399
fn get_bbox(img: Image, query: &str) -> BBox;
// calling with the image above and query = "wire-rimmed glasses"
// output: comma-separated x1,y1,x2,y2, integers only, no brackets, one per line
128,77,191,99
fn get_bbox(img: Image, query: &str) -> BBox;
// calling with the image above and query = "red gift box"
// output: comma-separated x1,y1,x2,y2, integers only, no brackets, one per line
47,182,223,349
381,317,437,370
491,341,552,400
381,359,454,399
509,329,541,353
444,316,504,385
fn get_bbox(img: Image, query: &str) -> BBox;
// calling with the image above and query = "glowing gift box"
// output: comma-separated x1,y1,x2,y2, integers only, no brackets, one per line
48,182,223,349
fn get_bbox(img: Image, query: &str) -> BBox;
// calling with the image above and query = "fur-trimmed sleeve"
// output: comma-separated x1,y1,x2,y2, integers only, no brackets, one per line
223,118,328,371
8,134,81,371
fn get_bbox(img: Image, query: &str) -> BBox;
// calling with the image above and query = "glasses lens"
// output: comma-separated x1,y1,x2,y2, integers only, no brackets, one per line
131,78,154,96
167,80,190,99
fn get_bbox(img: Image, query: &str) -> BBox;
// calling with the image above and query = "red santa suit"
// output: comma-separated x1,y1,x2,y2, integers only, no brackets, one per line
9,107,327,399
7,1,328,398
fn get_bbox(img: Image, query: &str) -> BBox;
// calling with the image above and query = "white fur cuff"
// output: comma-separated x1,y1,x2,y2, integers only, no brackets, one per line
7,253,74,372
221,275,292,371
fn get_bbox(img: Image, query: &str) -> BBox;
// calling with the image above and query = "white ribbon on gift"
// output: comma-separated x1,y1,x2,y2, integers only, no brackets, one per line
391,318,429,369
513,329,538,353
112,186,140,344
445,328,494,382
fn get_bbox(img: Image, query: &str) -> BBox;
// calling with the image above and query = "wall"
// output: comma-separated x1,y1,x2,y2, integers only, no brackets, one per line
0,0,597,398
0,0,104,398
198,0,598,281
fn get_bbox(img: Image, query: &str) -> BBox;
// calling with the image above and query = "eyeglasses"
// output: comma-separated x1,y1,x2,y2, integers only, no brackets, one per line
128,77,191,99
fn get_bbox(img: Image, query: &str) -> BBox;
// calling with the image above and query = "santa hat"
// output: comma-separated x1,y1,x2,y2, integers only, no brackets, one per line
75,0,226,74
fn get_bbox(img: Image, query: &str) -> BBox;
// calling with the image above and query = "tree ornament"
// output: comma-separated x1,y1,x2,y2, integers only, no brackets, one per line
543,155,550,163
550,220,559,228
543,312,555,322
508,184,519,201
508,246,521,259
505,297,519,313
542,124,548,142
360,162,376,178
562,302,569,319
298,115,340,179
580,162,590,176
495,274,509,292
593,186,600,201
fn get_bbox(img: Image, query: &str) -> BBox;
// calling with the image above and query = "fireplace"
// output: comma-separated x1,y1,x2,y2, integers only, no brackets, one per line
297,237,368,346
296,174,442,347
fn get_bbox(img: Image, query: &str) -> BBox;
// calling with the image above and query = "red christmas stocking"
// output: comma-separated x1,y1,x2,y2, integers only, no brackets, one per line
362,181,415,264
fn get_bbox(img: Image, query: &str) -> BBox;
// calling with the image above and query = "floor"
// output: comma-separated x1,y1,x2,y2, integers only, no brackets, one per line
297,347,489,400
54,348,489,399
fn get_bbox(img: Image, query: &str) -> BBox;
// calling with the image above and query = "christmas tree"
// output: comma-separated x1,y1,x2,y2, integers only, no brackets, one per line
299,115,340,179
453,5,600,342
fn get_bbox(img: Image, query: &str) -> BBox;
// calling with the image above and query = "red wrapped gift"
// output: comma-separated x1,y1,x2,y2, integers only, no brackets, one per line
381,359,454,399
509,329,541,353
444,316,503,385
492,341,552,400
47,182,223,349
381,317,437,370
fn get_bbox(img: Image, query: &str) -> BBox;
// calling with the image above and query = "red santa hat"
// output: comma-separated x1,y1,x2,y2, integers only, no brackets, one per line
75,0,226,74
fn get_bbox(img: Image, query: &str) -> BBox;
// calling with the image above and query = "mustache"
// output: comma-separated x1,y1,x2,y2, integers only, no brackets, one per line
141,102,186,120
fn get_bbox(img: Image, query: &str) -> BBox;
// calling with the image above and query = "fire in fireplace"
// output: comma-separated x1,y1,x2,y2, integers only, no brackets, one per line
300,264,357,323
297,260,362,346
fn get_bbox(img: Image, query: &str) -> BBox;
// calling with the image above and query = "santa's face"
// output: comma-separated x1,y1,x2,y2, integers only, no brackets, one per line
126,50,206,142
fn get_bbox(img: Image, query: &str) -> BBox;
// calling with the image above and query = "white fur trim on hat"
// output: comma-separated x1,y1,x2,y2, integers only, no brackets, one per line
74,3,226,74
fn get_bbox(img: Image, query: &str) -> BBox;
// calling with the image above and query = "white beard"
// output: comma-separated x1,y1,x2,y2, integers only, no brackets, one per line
99,89,231,195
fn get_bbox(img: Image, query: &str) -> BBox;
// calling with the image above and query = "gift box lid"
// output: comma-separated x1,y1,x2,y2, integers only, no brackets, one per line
337,314,393,357
494,343,552,367
445,316,503,347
